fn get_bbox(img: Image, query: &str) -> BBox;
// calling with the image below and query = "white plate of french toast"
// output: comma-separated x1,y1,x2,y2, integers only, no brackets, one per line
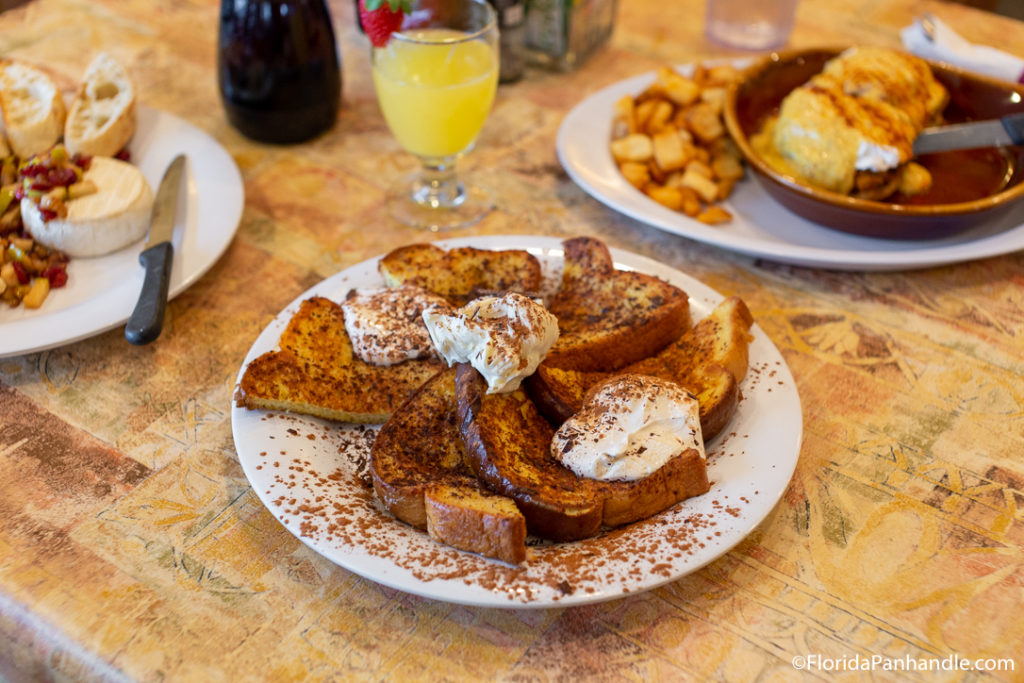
0,55,243,357
231,235,802,607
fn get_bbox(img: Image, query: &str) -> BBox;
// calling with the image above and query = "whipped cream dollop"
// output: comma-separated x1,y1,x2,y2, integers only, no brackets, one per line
855,140,901,172
342,285,451,366
422,292,559,394
551,374,704,482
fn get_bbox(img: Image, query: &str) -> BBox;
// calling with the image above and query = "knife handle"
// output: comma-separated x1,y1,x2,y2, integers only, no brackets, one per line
1003,113,1024,146
125,242,173,345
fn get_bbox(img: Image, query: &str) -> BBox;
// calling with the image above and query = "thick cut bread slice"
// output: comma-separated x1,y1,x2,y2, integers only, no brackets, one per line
371,366,529,564
527,296,754,440
235,296,443,423
64,53,136,158
0,60,66,159
544,236,691,372
22,156,153,257
456,364,709,541
425,482,528,565
457,363,604,541
370,367,476,528
628,295,754,383
378,243,542,305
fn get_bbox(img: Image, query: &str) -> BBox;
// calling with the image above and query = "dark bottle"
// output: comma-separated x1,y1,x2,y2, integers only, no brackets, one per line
218,0,342,144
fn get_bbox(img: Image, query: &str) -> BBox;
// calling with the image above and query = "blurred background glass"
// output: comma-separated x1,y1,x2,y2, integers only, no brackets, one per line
705,0,798,50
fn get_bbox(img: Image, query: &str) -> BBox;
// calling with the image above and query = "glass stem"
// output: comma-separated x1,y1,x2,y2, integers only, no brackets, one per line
413,159,466,209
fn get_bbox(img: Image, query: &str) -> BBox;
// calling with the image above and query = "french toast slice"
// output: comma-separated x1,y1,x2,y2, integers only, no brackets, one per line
378,243,542,305
544,237,691,372
425,482,528,565
235,296,443,423
456,363,605,542
527,296,754,440
371,366,529,563
456,365,710,541
370,367,476,528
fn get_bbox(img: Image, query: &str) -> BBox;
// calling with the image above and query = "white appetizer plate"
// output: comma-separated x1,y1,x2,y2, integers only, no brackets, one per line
231,235,803,608
557,66,1024,270
0,104,244,357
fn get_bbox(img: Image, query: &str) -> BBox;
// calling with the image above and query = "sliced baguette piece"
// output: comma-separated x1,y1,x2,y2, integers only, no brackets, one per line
378,243,542,305
544,236,691,372
64,52,136,158
0,60,66,159
526,296,754,441
425,482,528,565
235,296,444,424
21,156,153,257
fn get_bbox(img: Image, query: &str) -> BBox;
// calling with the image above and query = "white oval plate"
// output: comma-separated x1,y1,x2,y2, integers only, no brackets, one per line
0,105,244,357
230,235,803,608
557,66,1024,271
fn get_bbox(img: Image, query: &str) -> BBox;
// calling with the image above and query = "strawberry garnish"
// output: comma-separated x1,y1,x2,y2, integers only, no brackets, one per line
359,0,413,48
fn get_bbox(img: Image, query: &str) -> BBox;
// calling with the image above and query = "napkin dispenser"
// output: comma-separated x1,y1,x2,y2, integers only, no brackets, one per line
525,0,618,71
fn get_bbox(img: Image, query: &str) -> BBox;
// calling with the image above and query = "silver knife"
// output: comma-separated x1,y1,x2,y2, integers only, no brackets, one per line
913,112,1024,155
125,154,186,345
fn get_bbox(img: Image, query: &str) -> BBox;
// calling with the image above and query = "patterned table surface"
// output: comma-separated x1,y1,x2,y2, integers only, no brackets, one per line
2,0,1023,680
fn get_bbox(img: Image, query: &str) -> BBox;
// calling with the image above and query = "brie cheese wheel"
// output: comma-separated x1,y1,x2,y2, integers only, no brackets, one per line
22,157,154,258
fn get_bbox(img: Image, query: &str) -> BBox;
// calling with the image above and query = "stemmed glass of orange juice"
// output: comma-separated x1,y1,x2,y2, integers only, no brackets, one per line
371,0,498,231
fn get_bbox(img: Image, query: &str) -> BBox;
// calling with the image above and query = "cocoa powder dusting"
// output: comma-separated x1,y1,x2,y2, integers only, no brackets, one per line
245,357,767,605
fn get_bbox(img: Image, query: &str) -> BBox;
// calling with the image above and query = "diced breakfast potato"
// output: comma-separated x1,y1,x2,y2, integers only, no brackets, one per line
608,63,745,225
652,129,689,173
697,206,733,225
700,87,729,114
619,161,650,189
685,102,725,143
712,153,744,181
681,168,720,203
611,134,653,163
679,186,702,216
645,184,684,211
656,67,701,107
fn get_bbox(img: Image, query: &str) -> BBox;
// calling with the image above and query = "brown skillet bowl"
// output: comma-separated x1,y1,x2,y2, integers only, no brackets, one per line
723,47,1024,239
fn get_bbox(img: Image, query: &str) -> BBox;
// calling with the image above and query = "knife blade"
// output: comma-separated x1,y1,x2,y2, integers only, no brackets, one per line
125,154,186,346
913,112,1024,155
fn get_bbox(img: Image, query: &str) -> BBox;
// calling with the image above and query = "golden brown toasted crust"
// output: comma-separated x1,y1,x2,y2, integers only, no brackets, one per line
456,365,710,541
370,367,475,528
456,363,605,542
630,295,754,383
525,365,606,426
545,237,691,371
378,243,542,305
598,438,709,527
425,482,528,565
526,296,754,440
235,296,443,424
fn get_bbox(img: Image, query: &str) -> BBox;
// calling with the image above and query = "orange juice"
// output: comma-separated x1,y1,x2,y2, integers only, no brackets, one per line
373,29,498,159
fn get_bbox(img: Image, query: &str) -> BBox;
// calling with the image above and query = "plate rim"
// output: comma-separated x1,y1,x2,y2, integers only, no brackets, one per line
0,104,244,357
556,65,1024,271
230,234,804,608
